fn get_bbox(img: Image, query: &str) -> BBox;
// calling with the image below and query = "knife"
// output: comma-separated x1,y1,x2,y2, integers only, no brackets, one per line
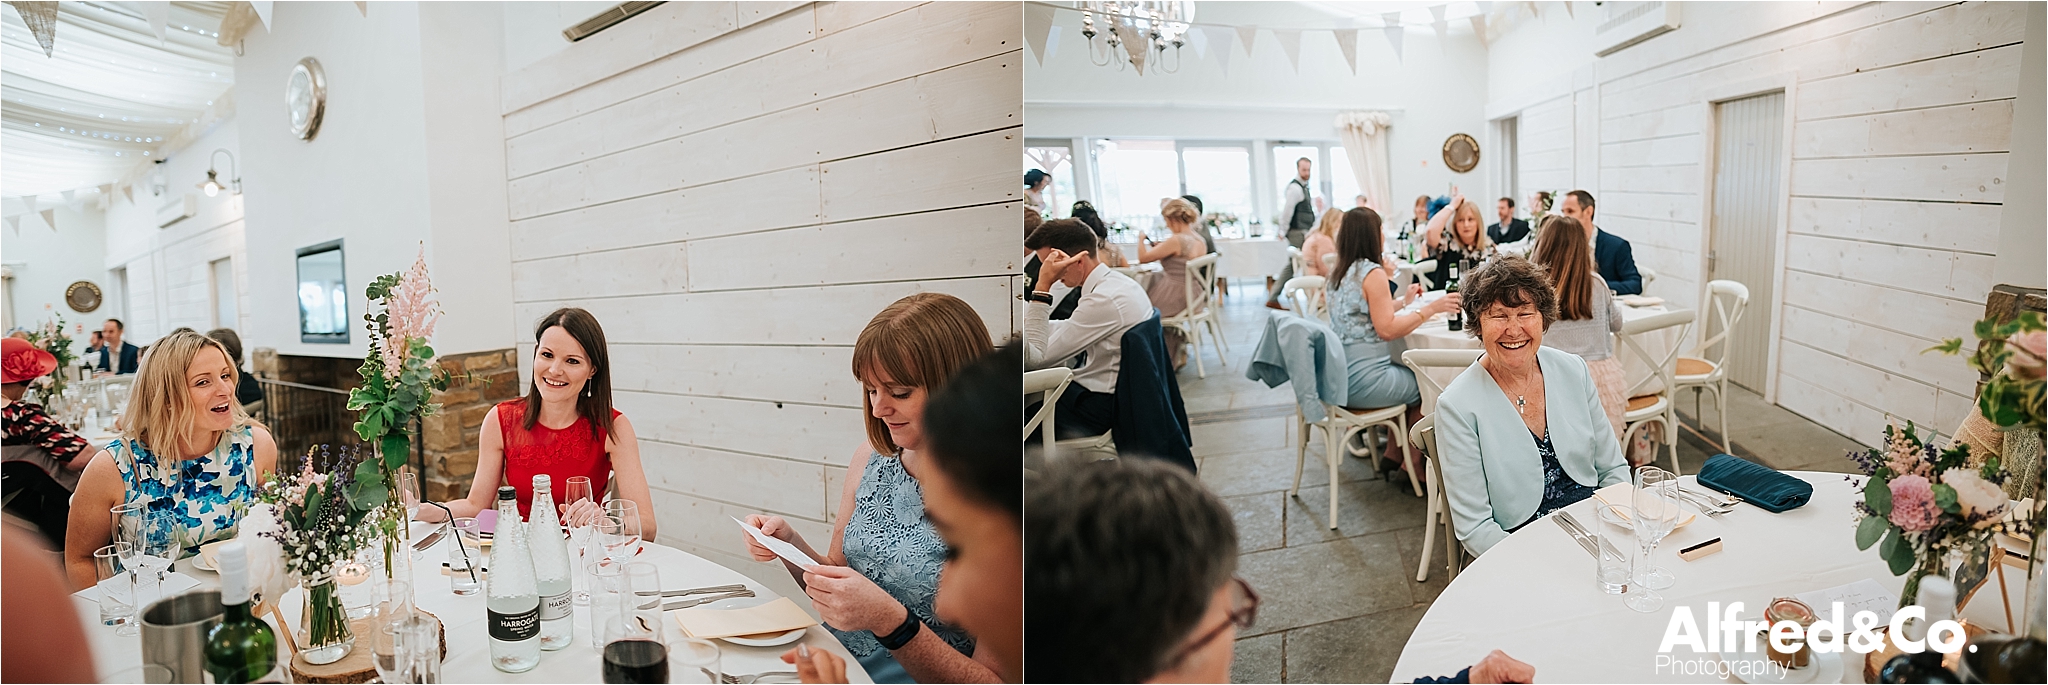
413,527,446,552
661,589,755,612
1552,515,1599,558
661,583,748,598
1560,510,1628,560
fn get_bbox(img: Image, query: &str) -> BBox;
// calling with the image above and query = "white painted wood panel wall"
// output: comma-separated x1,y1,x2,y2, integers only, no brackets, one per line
1508,2,2021,449
111,220,250,344
499,2,1021,594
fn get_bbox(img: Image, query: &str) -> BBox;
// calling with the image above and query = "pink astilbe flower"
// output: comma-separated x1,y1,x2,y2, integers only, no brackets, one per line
380,247,442,380
2008,329,2046,381
1888,475,1940,532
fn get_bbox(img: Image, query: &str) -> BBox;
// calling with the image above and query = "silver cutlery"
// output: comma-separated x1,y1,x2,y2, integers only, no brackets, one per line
661,589,755,612
1681,486,1739,507
413,527,445,551
1558,511,1625,559
722,672,800,684
1673,488,1737,515
662,583,749,598
1552,515,1599,559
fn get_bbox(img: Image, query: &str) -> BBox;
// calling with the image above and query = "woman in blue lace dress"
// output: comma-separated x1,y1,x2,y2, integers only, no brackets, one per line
742,293,1001,684
1327,207,1463,481
63,331,278,589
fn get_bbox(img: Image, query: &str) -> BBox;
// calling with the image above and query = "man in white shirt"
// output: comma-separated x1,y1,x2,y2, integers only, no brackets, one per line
1024,219,1154,438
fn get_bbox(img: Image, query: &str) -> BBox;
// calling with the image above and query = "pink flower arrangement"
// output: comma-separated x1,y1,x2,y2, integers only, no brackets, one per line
378,248,441,381
1887,475,1939,532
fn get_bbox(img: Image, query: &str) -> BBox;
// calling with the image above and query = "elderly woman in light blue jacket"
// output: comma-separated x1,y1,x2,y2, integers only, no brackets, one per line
1435,256,1630,557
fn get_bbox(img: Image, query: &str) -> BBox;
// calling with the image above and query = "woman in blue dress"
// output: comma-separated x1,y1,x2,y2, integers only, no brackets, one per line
743,293,1001,684
1327,207,1463,482
64,330,278,589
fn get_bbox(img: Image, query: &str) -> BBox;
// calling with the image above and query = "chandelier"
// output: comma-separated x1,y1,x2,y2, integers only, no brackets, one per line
1079,1,1195,75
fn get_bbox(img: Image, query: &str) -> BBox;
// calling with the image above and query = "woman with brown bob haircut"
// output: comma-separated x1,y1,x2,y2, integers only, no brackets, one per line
64,330,280,588
743,293,1002,684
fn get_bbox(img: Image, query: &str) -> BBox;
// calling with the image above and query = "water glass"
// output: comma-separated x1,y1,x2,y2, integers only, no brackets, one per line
1633,466,1679,590
588,559,628,651
405,615,443,683
618,562,664,640
94,542,136,634
670,638,722,684
372,581,415,685
599,500,642,563
1591,502,1634,597
447,518,482,596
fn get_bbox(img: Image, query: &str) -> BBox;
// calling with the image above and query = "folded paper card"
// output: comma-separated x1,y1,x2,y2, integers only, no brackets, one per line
673,596,817,639
733,517,819,567
1591,482,1696,528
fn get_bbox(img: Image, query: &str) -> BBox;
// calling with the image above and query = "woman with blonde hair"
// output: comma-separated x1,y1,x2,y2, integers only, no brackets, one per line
742,293,1001,684
1141,197,1209,369
1422,192,1495,291
63,330,279,589
1301,207,1344,278
1530,215,1629,448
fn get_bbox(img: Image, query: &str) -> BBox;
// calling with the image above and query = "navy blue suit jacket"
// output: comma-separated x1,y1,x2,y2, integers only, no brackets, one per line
1594,228,1643,296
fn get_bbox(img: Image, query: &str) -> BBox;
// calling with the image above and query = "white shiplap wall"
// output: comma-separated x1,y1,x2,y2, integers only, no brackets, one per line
499,2,1021,593
1500,1,2020,448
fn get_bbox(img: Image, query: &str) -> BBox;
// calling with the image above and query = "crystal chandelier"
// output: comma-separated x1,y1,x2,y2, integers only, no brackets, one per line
1079,1,1195,75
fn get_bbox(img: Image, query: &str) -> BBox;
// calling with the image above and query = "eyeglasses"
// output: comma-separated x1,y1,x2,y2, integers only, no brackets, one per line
1162,576,1259,669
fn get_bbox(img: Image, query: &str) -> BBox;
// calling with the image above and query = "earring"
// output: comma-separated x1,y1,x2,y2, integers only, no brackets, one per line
585,383,592,398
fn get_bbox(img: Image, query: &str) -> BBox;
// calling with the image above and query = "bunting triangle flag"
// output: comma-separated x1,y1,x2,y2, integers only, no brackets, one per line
251,1,273,31
1024,2,1055,65
1272,29,1302,73
4,215,18,235
20,195,36,215
1235,25,1257,55
354,1,367,16
8,1,55,56
1430,5,1448,41
1470,15,1489,47
60,189,75,205
1045,25,1062,63
1383,25,1404,62
1188,23,1207,58
143,1,168,42
1116,23,1147,75
1212,26,1233,73
1564,1,1576,19
39,208,55,231
1334,29,1359,75
122,184,135,204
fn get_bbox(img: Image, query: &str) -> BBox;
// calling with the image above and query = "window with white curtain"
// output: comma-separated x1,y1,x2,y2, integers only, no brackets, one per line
1179,145,1252,223
1024,142,1077,218
1094,139,1182,231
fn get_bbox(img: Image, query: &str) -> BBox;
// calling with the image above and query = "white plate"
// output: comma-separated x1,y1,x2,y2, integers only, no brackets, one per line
193,540,227,571
698,596,808,648
1716,629,1844,685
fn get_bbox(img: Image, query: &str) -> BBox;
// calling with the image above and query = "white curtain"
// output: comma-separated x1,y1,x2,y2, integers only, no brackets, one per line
1335,111,1393,215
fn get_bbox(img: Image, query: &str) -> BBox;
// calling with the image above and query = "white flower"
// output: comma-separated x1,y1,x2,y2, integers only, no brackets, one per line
1942,468,2009,528
233,504,291,607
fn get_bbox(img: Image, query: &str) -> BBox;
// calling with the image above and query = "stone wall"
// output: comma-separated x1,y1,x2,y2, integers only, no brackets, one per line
421,348,521,500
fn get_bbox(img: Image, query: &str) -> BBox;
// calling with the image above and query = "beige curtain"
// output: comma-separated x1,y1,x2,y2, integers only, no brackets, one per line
1335,111,1393,214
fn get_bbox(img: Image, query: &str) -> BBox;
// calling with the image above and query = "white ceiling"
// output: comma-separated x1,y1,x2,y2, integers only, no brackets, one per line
1,1,235,203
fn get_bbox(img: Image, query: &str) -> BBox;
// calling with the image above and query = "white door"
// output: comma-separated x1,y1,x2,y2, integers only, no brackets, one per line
1707,91,1785,392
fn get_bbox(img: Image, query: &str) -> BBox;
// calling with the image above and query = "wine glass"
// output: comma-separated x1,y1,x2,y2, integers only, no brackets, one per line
111,502,172,604
1633,466,1680,590
602,563,672,684
599,500,642,563
564,477,595,605
398,472,423,529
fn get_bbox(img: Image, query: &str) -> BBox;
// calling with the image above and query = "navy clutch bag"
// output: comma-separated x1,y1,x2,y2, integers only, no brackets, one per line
1695,453,1812,513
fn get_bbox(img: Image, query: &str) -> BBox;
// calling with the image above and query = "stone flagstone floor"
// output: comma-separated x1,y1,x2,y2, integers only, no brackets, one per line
1169,279,1865,683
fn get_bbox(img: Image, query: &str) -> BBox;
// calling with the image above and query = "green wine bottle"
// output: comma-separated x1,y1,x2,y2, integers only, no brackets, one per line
204,541,279,684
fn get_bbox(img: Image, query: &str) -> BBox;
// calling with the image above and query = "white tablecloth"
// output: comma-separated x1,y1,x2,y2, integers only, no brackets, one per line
1395,300,1681,399
75,525,871,683
1115,237,1291,280
1392,472,2018,683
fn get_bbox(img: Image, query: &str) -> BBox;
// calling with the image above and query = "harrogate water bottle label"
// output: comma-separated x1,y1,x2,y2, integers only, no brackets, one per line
540,591,572,621
490,606,541,642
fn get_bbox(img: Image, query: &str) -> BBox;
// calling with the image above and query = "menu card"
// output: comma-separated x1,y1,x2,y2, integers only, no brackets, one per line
1794,579,1900,627
673,596,816,639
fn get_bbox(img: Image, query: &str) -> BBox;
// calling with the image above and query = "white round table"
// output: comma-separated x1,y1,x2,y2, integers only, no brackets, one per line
1394,297,1682,398
72,525,872,683
1214,237,1291,280
1393,472,2018,683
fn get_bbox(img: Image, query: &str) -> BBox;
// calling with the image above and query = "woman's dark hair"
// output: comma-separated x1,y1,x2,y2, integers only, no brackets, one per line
1179,194,1204,214
1460,255,1559,339
1025,169,1049,188
1329,207,1386,288
1530,215,1594,320
524,308,615,440
1026,458,1238,682
206,328,244,365
1071,201,1109,239
925,341,1022,519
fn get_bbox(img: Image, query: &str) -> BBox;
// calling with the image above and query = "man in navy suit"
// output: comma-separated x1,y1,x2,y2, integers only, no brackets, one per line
1487,197,1531,245
92,318,141,376
1560,190,1642,296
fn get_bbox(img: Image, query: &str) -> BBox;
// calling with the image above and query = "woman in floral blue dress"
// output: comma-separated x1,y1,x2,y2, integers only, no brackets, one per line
63,331,278,589
741,294,1001,684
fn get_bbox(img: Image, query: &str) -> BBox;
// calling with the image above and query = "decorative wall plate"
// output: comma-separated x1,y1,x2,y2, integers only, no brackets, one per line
1443,133,1480,173
286,57,327,140
65,280,102,313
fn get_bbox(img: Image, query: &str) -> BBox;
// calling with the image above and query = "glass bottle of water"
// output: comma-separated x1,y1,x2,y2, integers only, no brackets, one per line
487,486,541,672
528,475,574,650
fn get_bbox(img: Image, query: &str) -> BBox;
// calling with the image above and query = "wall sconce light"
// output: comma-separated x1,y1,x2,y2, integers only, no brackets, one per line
197,148,240,197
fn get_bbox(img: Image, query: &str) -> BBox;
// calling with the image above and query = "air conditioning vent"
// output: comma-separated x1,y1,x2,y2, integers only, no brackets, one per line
1593,1,1680,57
563,2,662,42
157,193,196,229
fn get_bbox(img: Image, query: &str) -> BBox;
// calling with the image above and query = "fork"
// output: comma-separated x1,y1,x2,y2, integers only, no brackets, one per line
662,583,748,598
722,672,800,684
1673,488,1736,515
661,589,755,611
1681,486,1739,507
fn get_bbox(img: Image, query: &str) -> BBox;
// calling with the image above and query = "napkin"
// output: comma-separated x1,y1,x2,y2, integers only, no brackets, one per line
673,596,817,640
1696,453,1811,513
1589,482,1696,528
78,571,203,607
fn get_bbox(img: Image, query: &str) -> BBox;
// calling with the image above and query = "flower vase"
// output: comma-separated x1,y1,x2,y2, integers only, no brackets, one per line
299,569,356,665
1898,554,1947,612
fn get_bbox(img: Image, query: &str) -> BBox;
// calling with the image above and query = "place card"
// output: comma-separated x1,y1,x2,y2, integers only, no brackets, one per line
1793,578,1899,627
733,517,819,568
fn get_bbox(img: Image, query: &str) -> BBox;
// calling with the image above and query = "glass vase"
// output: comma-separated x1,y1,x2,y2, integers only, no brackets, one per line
299,569,357,665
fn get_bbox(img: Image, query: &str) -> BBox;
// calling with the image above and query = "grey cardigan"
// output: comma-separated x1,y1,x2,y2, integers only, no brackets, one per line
1541,278,1624,361
1435,346,1631,556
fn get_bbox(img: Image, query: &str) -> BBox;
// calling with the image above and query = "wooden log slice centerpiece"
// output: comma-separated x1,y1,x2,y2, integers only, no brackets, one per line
288,610,447,684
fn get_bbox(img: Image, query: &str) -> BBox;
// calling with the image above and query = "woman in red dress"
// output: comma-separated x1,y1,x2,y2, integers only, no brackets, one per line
422,308,655,537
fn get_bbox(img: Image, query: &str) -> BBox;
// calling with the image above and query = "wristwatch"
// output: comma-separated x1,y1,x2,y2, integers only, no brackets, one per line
876,612,923,650
1027,291,1055,305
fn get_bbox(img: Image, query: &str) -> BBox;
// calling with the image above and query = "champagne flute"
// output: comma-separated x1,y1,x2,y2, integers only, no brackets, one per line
398,472,423,530
564,477,595,605
1633,466,1680,590
110,502,170,605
